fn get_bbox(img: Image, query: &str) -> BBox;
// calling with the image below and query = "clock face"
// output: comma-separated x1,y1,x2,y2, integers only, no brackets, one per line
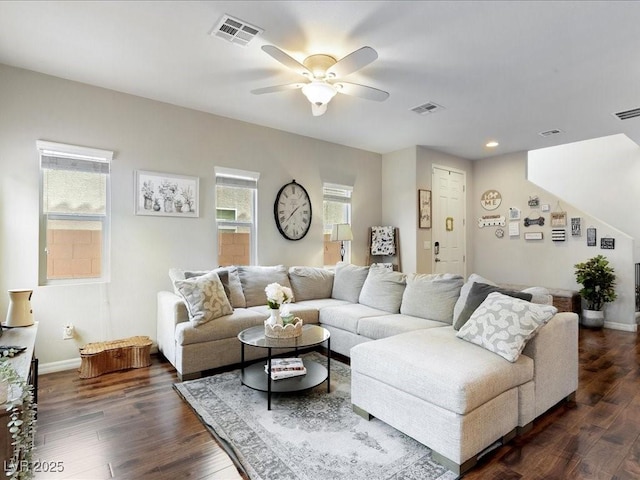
274,180,312,240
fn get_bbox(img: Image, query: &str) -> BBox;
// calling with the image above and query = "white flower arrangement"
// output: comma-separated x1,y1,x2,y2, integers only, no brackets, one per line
265,282,293,310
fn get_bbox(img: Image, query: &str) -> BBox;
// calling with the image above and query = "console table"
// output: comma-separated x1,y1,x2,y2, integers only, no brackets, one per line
0,323,38,469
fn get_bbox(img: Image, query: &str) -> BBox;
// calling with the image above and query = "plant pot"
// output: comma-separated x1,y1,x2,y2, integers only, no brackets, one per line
581,309,604,328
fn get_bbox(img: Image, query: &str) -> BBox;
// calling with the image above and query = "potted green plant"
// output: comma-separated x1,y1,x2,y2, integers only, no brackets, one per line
574,254,617,328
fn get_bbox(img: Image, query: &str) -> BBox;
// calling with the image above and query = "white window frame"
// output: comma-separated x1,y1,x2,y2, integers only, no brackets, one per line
323,182,353,263
214,166,260,265
37,140,113,285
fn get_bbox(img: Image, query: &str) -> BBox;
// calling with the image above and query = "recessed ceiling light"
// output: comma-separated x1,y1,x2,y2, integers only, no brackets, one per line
485,141,499,148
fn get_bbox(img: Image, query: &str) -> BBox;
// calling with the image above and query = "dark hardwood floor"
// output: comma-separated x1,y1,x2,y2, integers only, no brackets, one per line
32,327,638,479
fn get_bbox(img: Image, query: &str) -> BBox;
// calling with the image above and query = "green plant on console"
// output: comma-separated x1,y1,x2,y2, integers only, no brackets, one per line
574,254,617,311
0,360,36,480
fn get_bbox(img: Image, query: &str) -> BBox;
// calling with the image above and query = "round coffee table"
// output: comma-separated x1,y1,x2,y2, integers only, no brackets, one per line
238,324,331,410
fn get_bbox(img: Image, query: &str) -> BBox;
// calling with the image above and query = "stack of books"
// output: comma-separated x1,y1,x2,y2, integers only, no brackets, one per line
265,357,307,380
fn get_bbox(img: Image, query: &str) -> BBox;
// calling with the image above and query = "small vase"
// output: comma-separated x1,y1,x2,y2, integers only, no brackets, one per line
267,308,283,326
5,289,34,327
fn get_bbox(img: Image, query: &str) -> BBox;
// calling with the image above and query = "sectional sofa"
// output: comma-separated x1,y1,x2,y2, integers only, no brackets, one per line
157,263,578,475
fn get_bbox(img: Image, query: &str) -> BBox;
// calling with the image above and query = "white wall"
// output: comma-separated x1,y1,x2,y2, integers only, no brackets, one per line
0,64,382,366
472,151,636,329
528,133,640,260
381,147,417,271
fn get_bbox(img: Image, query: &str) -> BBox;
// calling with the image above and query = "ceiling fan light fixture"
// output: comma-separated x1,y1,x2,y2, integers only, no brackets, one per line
301,81,337,111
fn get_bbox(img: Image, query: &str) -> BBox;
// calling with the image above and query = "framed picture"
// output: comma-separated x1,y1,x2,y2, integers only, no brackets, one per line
587,227,597,246
418,189,431,229
135,170,199,217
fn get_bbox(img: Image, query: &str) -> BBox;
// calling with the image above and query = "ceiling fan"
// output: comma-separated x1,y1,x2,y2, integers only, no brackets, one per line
251,45,389,116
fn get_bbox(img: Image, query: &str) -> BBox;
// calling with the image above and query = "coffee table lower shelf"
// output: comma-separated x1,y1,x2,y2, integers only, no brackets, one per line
241,361,328,393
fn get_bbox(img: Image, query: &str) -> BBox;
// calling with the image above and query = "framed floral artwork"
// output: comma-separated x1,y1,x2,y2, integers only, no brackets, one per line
135,170,199,217
418,189,431,229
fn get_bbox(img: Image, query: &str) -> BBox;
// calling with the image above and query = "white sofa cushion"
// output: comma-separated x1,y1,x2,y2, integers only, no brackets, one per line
350,327,534,415
319,303,389,334
288,266,334,301
238,265,292,307
456,292,558,362
174,271,233,326
357,314,447,340
331,263,369,303
175,308,267,345
358,266,406,313
400,273,463,323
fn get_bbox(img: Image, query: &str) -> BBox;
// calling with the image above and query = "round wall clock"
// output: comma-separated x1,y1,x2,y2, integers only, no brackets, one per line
273,180,312,240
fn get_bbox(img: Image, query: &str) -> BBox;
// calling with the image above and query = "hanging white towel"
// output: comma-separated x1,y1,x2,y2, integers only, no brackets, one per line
370,226,396,255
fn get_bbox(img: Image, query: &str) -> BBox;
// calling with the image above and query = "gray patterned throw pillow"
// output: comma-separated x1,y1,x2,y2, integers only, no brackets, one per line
456,292,558,362
174,270,233,325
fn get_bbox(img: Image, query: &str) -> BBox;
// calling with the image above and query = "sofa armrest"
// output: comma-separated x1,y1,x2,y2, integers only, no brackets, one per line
522,311,579,418
157,291,188,366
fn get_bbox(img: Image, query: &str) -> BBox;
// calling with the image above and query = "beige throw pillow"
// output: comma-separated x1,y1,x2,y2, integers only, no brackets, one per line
174,271,233,326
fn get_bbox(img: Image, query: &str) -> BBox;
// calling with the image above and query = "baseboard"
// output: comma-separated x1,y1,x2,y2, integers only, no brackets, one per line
604,321,638,332
39,358,81,374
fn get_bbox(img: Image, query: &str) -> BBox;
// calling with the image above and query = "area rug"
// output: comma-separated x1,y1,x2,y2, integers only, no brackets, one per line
174,352,458,480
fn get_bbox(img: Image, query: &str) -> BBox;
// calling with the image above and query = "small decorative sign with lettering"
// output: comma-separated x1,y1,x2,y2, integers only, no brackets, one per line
601,237,615,250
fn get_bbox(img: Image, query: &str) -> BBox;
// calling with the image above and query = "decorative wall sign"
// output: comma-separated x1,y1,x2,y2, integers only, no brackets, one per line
480,190,502,210
135,170,199,217
587,227,597,246
508,221,520,237
495,228,505,238
478,215,506,228
550,211,567,227
601,237,615,250
523,215,545,227
508,207,521,220
541,204,550,212
524,232,544,240
551,229,566,242
418,189,432,229
571,217,582,236
528,196,540,207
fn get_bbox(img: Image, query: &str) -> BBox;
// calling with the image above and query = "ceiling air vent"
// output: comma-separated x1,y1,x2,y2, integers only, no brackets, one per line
539,129,563,137
210,14,263,47
613,107,640,121
410,102,445,115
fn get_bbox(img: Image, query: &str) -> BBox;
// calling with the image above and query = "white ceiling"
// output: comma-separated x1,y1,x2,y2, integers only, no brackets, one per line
1,1,640,159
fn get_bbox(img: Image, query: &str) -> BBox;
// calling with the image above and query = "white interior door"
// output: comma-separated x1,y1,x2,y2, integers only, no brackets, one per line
432,166,466,276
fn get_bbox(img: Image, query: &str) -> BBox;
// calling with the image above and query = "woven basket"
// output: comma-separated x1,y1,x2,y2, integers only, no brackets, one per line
79,336,152,378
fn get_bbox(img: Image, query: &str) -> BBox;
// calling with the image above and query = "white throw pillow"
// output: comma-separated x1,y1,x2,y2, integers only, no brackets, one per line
331,263,370,303
456,292,558,362
358,266,406,313
174,271,233,326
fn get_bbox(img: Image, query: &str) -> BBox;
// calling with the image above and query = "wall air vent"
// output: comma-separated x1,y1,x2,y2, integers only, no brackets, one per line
210,14,263,47
613,107,640,121
410,102,445,115
538,129,564,137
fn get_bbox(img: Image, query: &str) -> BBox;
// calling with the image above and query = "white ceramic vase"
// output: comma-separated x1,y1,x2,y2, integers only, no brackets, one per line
5,289,34,327
268,308,283,326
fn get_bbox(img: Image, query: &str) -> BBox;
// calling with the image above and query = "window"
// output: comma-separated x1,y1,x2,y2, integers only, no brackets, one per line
323,183,353,265
37,140,113,285
215,167,259,266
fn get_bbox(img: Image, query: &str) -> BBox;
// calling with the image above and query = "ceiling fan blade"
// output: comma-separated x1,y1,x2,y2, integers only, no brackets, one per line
251,83,305,95
326,46,378,78
335,82,389,102
261,45,311,77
